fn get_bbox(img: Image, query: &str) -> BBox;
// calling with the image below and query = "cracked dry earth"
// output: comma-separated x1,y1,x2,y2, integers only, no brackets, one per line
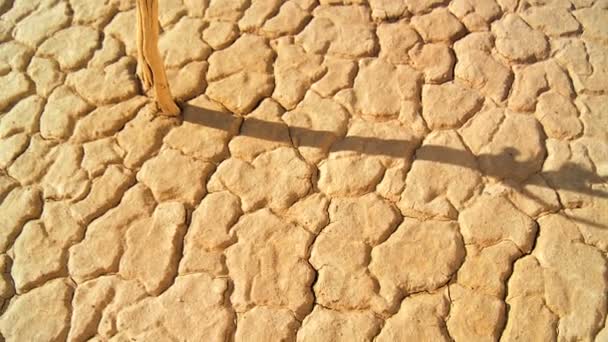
0,0,608,341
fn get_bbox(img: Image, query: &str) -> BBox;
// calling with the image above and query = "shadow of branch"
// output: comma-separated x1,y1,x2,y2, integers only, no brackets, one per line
181,104,608,228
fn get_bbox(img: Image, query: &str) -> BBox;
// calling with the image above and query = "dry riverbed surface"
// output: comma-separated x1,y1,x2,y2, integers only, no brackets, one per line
0,0,607,340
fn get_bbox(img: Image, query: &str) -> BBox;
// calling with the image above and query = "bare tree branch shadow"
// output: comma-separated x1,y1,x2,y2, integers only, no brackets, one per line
181,103,608,228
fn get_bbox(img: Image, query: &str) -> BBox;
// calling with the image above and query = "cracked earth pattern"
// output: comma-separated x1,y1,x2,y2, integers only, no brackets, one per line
0,0,607,341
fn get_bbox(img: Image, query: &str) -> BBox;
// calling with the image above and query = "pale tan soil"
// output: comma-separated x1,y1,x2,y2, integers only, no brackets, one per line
0,0,607,341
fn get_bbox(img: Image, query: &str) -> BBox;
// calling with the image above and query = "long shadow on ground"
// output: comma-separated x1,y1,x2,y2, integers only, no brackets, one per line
178,102,608,229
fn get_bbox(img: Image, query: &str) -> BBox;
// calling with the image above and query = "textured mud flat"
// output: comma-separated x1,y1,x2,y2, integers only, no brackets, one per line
0,0,607,340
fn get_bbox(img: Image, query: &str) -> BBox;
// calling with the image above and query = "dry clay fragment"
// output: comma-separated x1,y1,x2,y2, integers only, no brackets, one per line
226,209,314,318
0,40,33,71
409,43,455,84
0,72,32,111
12,202,82,293
505,214,608,341
13,1,70,47
336,119,421,164
296,5,377,58
0,174,18,201
492,13,549,62
452,194,538,320
284,91,349,164
272,38,325,110
116,273,235,341
11,222,63,294
522,6,580,36
229,98,290,162
206,34,275,114
535,91,582,139
165,94,241,162
399,130,482,220
310,194,401,314
459,194,537,253
180,191,242,276
454,242,521,299
422,82,483,130
0,186,42,253
71,0,118,29
137,148,214,206
238,0,283,31
0,133,28,169
0,95,45,138
205,0,249,21
67,58,139,105
261,1,311,38
285,193,330,234
370,218,465,308
69,184,156,284
68,275,148,341
0,254,12,300
460,108,546,181
508,60,573,112
71,165,135,224
318,157,385,197
376,290,451,341
298,306,382,342
448,0,501,31
42,143,90,201
204,21,238,49
208,147,312,211
446,284,506,341
158,0,187,27
369,0,409,20
578,94,608,141
38,26,100,70
541,138,599,208
376,20,420,64
336,58,421,118
159,17,211,68
453,32,513,103
40,85,92,141
503,174,561,217
27,57,64,97
120,202,187,295
0,279,73,342
565,183,608,252
311,57,357,97
501,256,558,341
236,307,299,342
166,61,208,101
411,8,466,43
72,96,148,143
573,7,608,44
116,104,178,168
104,9,138,55
8,134,56,185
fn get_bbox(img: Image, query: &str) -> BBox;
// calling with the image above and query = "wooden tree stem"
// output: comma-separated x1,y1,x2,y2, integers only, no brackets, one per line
136,0,180,116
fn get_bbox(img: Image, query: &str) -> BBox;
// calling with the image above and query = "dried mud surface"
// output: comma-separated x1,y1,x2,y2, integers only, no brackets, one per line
0,0,607,341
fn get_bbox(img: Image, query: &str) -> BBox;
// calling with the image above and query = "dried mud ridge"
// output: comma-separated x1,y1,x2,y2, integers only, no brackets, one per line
0,0,607,341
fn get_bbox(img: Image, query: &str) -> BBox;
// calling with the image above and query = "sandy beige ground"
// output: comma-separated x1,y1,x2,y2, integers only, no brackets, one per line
0,0,607,341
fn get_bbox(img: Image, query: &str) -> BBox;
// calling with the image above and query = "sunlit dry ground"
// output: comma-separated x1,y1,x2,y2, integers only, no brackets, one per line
0,0,607,340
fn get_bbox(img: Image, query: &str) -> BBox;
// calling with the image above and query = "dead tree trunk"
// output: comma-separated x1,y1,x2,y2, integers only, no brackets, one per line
136,0,180,116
